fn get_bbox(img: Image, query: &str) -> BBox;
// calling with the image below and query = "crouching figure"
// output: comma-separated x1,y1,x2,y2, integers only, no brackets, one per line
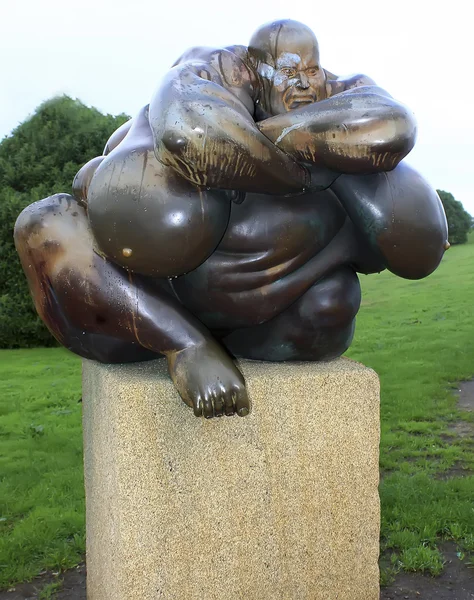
15,20,448,418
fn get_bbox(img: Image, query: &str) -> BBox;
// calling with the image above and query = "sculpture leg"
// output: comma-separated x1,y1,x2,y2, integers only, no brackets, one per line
222,266,361,361
14,194,250,418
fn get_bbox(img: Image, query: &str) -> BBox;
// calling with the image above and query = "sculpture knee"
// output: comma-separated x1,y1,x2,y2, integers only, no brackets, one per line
15,194,81,251
15,194,94,282
14,194,93,329
15,196,57,244
300,268,361,329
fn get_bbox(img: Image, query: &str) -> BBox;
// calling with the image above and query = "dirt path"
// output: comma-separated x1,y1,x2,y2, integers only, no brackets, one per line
457,380,474,413
0,565,86,600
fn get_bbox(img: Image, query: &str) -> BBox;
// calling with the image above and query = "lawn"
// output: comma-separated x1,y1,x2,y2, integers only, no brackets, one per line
346,233,474,580
0,350,83,586
1,236,474,588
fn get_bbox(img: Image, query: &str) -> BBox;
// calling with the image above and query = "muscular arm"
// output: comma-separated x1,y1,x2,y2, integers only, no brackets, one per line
149,48,308,195
257,76,417,174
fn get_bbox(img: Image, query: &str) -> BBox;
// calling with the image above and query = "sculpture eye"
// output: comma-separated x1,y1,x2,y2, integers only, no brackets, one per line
281,67,296,77
306,66,320,76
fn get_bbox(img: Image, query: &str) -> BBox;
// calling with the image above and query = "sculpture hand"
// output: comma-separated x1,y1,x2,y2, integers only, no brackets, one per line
167,341,250,418
302,163,340,192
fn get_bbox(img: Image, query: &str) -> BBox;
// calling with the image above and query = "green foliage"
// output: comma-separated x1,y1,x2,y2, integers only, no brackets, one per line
437,189,472,245
0,96,129,348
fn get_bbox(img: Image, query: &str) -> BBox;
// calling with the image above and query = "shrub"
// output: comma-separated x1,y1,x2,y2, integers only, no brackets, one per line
0,96,129,347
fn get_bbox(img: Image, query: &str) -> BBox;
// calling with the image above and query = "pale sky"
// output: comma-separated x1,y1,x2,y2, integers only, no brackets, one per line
1,0,472,213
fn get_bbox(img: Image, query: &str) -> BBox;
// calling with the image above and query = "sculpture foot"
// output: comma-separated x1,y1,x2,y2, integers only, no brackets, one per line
167,342,250,418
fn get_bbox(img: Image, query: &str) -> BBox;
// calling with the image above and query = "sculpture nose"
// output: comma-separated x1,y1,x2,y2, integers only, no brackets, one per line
297,72,310,89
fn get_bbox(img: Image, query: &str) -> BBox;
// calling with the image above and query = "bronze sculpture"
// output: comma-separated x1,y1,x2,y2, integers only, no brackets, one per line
14,20,448,419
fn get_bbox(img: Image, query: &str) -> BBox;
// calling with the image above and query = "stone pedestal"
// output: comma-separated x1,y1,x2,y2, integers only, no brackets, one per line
82,357,380,600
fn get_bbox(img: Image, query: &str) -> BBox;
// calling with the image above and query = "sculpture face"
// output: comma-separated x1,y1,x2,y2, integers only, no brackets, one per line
249,20,327,115
269,47,326,114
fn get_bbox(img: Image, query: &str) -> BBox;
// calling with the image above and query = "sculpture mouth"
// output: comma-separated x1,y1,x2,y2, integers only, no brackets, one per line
286,96,316,110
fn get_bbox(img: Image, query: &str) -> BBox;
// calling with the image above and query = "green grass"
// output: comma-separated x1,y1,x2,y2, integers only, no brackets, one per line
0,349,83,587
1,237,474,588
346,234,474,577
38,580,64,600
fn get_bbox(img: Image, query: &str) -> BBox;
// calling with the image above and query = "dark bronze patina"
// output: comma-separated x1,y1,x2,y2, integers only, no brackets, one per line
14,20,448,418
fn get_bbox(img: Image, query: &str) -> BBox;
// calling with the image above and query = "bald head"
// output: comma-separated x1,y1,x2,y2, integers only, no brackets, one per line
248,20,327,115
249,20,320,67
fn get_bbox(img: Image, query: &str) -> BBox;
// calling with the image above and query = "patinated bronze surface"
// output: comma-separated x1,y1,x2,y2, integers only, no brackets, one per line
15,20,448,418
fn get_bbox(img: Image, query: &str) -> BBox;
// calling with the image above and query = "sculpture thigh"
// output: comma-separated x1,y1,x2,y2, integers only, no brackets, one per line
13,193,221,363
223,267,361,361
14,194,159,362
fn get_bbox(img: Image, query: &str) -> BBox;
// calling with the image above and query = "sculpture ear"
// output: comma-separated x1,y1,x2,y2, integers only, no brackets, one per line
323,68,338,80
343,74,377,89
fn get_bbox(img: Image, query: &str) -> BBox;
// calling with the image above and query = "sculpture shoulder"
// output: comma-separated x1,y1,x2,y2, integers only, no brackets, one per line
171,45,221,67
172,44,252,70
169,45,258,112
325,71,377,97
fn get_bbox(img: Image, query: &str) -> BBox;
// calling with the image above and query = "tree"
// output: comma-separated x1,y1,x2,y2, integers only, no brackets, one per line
437,190,472,246
0,96,129,348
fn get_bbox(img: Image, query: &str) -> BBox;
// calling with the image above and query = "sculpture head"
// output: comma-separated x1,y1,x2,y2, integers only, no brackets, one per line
249,20,327,116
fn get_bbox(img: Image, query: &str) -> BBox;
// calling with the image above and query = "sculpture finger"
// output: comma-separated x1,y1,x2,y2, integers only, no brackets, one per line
234,389,250,417
202,392,214,419
224,392,236,416
213,390,225,417
192,395,203,418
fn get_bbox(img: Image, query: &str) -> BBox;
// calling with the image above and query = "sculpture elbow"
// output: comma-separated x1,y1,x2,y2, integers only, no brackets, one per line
354,103,417,173
370,102,417,171
150,83,207,184
161,129,191,155
324,95,418,174
157,123,216,188
158,121,230,189
387,103,416,156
